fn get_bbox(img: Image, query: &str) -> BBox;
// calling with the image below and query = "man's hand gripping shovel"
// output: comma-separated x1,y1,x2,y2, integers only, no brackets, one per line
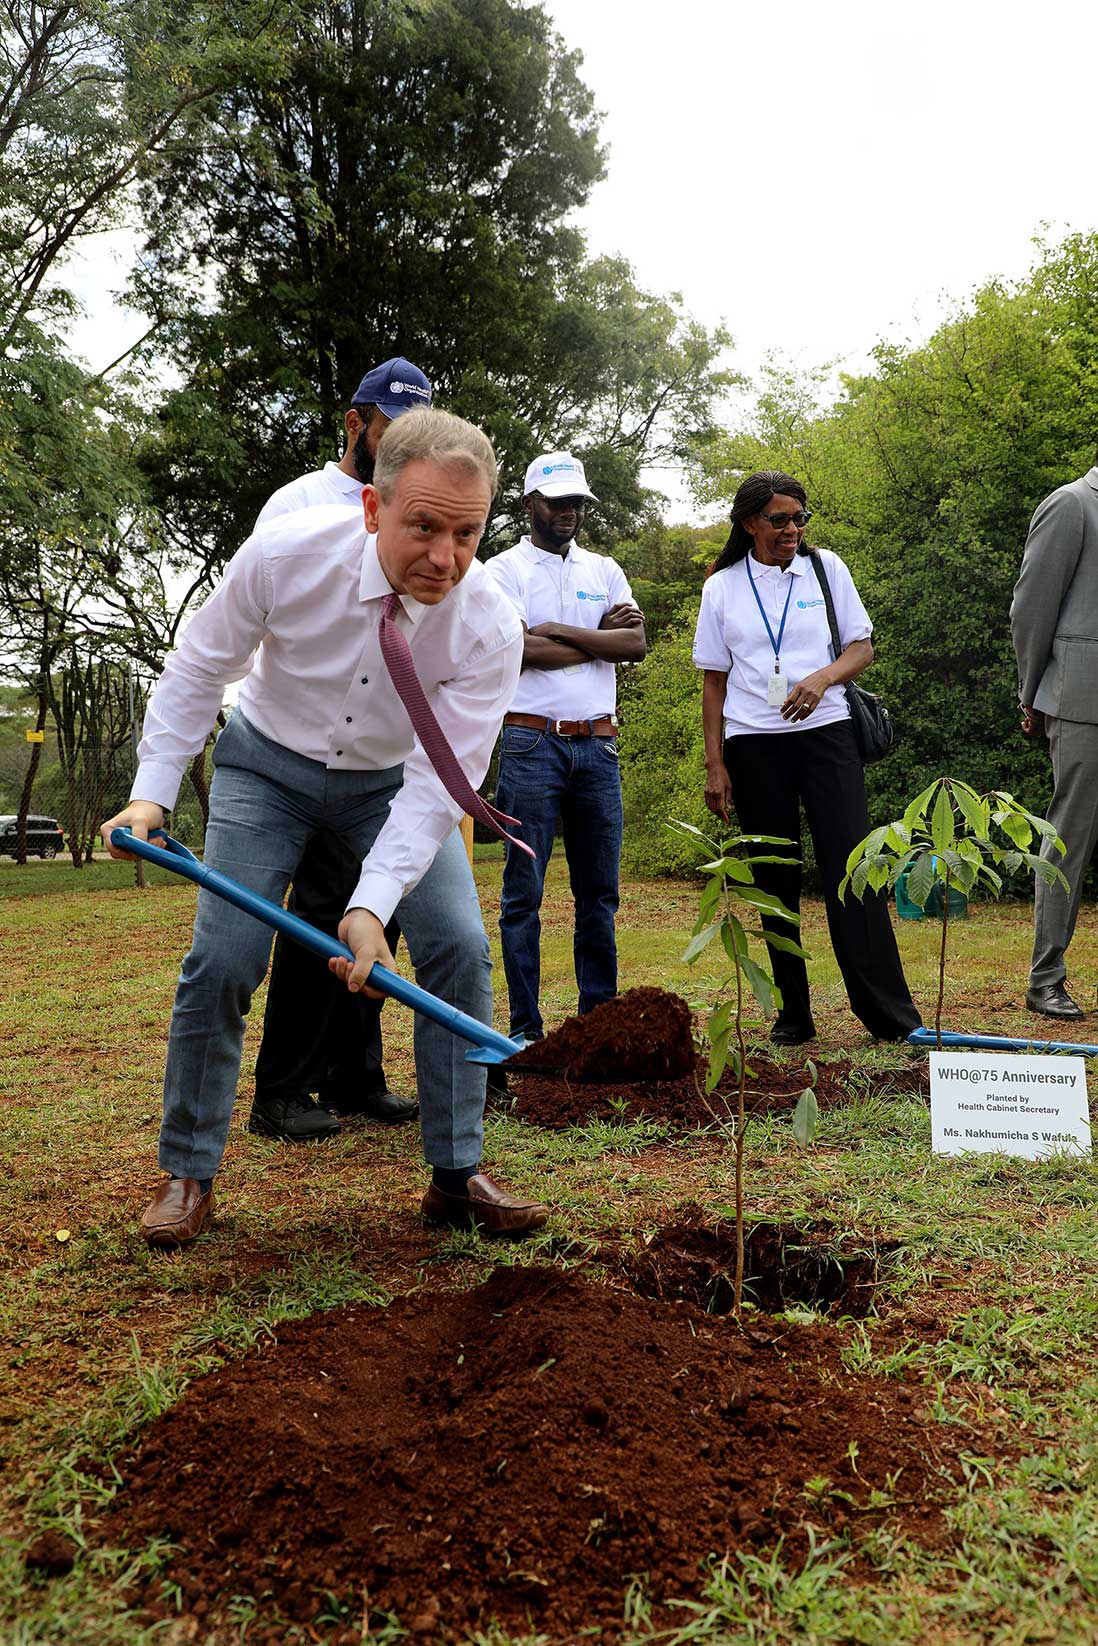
111,829,524,1066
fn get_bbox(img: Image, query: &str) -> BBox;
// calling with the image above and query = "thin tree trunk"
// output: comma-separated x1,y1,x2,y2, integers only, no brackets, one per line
936,869,951,1050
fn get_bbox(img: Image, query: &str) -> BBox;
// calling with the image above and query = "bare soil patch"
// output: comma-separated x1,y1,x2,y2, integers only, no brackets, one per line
508,1051,927,1131
104,1264,970,1642
623,1207,897,1319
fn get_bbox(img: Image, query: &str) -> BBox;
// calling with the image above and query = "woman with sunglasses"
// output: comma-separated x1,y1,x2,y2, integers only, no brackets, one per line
692,469,921,1045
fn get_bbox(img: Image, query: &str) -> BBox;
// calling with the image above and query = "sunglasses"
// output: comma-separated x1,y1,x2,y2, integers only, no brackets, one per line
758,509,812,529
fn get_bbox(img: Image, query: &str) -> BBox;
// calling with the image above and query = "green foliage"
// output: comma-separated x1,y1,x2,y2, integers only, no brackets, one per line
131,0,734,569
619,602,711,874
841,776,1068,1044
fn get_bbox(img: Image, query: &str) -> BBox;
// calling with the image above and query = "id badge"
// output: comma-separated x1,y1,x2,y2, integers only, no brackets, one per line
767,671,788,708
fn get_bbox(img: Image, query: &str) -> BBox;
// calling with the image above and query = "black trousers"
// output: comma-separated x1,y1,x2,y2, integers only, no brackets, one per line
253,828,401,1103
724,720,921,1040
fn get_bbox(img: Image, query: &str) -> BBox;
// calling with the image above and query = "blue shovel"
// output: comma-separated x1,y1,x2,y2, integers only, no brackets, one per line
111,828,525,1066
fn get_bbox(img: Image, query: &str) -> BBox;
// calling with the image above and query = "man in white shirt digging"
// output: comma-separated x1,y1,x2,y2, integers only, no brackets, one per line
103,408,549,1247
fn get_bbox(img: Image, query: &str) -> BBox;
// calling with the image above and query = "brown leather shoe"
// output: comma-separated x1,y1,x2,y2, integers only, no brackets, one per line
140,1177,214,1248
421,1171,548,1237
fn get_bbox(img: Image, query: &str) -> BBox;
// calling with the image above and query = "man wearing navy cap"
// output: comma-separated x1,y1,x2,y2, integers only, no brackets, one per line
247,359,433,1143
484,452,646,1048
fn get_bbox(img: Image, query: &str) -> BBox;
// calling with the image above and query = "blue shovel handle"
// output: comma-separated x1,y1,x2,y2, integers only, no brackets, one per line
111,828,524,1065
908,1026,1098,1057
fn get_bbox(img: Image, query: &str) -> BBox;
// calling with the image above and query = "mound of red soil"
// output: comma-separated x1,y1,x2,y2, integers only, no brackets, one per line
508,1050,926,1130
106,1266,966,1641
507,986,695,1082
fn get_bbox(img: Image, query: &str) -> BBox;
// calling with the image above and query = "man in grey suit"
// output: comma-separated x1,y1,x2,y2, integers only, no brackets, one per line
1010,456,1098,1019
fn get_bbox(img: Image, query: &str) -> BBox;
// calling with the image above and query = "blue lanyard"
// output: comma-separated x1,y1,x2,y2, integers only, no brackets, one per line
745,554,795,671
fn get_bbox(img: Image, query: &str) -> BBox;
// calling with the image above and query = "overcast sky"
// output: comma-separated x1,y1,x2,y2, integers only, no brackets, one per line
66,0,1098,515
543,0,1094,382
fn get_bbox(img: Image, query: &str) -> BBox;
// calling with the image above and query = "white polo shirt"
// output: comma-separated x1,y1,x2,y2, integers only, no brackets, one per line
256,461,363,525
692,549,872,737
132,504,523,923
484,536,634,721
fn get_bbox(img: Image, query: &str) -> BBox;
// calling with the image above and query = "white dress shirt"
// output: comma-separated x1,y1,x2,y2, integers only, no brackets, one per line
484,536,634,719
692,549,872,737
255,461,364,524
133,504,523,923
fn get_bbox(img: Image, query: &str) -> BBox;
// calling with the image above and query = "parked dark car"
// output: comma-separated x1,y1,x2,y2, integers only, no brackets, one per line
0,814,65,859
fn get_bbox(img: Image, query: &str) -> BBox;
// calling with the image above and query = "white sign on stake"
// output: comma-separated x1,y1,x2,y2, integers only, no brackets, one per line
930,1051,1092,1159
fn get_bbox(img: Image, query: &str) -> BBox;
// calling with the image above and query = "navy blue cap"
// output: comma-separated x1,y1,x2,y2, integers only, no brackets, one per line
352,357,433,418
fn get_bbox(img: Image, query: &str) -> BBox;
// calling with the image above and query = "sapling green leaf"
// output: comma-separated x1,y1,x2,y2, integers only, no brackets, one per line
841,777,1069,1048
752,928,811,957
682,921,721,964
792,1087,819,1148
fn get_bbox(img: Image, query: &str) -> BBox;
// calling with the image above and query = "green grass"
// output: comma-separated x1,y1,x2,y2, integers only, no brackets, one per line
3,862,1098,1642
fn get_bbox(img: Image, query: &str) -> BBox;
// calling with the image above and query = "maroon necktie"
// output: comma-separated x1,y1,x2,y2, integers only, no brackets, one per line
378,592,534,857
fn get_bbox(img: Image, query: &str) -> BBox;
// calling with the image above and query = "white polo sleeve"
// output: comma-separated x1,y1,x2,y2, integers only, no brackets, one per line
481,550,527,622
131,538,270,811
692,575,733,671
823,551,873,646
347,623,524,923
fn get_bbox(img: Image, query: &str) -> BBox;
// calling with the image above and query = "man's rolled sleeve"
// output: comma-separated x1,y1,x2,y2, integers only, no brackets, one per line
130,541,270,811
347,624,523,921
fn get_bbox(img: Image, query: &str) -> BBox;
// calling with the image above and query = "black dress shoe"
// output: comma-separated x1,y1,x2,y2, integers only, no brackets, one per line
246,1094,341,1141
770,1016,817,1046
323,1087,419,1125
1025,982,1084,1020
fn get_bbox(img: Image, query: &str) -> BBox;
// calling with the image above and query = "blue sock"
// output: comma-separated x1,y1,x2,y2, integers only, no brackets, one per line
432,1164,478,1196
172,1174,213,1195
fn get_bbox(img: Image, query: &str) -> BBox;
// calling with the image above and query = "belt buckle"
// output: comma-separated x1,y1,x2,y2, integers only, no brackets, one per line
554,718,571,736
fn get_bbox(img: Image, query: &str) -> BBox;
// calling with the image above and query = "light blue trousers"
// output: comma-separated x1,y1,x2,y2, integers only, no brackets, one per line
158,713,490,1180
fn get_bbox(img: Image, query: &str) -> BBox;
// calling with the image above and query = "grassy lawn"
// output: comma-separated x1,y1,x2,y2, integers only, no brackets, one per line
3,860,1098,1642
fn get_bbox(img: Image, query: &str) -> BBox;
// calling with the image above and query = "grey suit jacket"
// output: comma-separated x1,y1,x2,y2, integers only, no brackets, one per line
1011,467,1098,724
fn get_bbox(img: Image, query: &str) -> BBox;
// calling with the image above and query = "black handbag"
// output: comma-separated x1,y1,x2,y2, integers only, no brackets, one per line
808,550,896,765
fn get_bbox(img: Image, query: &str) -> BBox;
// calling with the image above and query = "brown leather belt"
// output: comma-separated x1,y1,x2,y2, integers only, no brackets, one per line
504,711,618,738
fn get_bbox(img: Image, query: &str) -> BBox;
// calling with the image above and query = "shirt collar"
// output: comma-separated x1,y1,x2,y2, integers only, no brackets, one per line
747,550,808,577
519,533,574,565
324,460,366,495
358,532,426,625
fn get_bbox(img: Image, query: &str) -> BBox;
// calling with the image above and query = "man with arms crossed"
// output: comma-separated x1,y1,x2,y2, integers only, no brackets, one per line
103,408,549,1245
485,452,646,1047
247,358,432,1141
1011,454,1098,1019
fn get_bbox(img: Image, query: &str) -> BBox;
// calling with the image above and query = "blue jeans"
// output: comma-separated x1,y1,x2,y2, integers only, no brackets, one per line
495,723,623,1039
158,712,491,1181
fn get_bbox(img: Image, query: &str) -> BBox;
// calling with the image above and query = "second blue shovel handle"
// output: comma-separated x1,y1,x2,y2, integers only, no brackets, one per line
111,828,524,1063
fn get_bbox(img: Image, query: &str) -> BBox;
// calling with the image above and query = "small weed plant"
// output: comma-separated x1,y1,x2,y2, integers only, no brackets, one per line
840,778,1067,1047
669,819,818,1314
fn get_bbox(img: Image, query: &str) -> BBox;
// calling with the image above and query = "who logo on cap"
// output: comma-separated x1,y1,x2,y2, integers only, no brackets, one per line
523,450,599,502
352,357,433,420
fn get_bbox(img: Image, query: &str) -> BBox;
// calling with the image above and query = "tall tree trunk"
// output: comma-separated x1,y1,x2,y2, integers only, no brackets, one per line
15,671,49,865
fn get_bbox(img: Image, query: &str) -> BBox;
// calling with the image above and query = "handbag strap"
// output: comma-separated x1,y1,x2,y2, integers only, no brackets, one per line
807,549,843,661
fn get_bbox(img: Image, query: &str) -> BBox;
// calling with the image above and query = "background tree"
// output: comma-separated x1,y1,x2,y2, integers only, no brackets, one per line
131,0,733,571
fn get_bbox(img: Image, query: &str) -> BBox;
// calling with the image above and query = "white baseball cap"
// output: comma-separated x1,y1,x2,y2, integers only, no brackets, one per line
523,451,599,502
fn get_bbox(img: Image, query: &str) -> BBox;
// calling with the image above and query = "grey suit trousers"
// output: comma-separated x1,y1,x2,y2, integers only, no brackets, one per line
1030,715,1098,988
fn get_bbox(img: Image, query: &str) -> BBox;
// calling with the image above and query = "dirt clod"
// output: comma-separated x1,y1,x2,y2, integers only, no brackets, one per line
507,986,695,1082
106,1266,968,1639
23,1531,77,1578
